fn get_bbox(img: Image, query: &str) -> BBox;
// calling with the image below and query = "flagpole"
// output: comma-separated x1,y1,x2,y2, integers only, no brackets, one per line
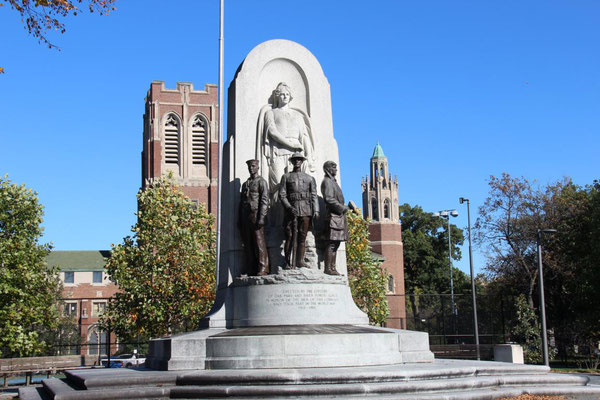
216,0,224,274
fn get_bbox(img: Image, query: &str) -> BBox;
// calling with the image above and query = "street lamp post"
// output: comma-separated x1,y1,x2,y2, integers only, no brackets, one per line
537,228,557,367
459,197,480,361
433,210,459,316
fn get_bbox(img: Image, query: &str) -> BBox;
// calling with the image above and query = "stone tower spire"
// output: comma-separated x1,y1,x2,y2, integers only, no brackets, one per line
361,143,406,329
363,143,400,222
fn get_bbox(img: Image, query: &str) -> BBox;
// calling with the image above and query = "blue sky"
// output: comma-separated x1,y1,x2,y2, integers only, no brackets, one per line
1,0,598,276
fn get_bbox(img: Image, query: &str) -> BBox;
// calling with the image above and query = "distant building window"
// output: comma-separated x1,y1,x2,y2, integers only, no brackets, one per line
92,302,106,317
388,276,395,293
93,271,102,283
64,271,74,284
88,327,109,355
64,302,77,317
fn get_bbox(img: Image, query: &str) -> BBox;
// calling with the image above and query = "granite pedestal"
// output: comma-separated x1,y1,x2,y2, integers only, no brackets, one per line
146,270,433,370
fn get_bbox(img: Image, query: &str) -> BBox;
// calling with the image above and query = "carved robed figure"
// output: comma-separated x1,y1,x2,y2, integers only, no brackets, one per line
257,82,316,196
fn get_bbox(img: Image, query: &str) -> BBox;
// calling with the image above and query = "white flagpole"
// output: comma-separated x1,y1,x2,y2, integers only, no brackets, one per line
216,0,224,274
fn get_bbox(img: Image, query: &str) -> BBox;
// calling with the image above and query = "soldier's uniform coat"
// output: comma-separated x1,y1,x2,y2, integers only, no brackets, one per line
321,175,349,241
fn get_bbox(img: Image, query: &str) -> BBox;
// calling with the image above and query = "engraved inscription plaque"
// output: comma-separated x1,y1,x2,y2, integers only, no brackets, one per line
265,288,339,310
232,283,368,327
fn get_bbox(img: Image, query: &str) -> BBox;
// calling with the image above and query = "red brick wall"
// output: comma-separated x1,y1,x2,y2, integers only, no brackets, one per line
142,82,219,214
63,282,120,357
369,221,407,329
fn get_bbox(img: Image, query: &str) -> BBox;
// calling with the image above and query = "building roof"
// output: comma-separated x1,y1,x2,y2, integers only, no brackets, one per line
372,142,386,158
370,250,386,262
47,250,110,271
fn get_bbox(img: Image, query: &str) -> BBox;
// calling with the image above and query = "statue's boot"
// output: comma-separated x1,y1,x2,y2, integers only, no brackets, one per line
257,265,270,276
324,246,340,275
324,266,340,275
296,243,308,269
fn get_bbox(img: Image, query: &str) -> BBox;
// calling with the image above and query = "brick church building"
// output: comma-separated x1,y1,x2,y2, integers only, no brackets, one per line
141,81,220,210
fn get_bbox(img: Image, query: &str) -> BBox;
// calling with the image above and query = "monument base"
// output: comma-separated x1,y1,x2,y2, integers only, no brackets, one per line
146,325,433,370
21,359,600,400
201,269,370,328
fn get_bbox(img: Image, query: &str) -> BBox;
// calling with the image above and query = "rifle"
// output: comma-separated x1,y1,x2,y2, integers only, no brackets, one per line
291,213,298,269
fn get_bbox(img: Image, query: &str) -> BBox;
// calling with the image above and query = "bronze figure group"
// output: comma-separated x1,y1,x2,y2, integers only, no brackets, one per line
239,155,349,277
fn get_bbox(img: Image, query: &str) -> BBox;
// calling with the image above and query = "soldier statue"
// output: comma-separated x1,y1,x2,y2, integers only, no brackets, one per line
279,153,319,269
321,160,349,275
239,159,270,276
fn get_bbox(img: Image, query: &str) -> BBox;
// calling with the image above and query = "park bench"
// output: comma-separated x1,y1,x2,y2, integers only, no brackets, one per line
0,355,82,387
430,344,495,360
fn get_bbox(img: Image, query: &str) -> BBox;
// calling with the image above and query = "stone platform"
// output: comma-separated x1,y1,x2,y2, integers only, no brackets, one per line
146,324,433,370
19,359,600,399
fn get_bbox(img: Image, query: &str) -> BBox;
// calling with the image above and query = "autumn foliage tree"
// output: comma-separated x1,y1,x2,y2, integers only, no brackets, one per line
101,175,216,341
475,173,600,362
346,209,389,326
1,0,116,73
0,175,62,357
1,0,116,49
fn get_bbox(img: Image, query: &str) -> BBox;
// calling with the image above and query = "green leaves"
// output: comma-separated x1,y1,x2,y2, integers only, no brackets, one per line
400,203,466,296
346,210,389,326
0,175,60,357
100,174,216,341
475,174,600,362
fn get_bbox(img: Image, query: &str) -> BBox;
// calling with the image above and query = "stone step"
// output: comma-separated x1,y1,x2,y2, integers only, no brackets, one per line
328,386,600,400
178,360,550,386
42,378,78,399
17,386,46,400
22,360,600,399
44,377,170,400
64,368,178,390
170,374,592,398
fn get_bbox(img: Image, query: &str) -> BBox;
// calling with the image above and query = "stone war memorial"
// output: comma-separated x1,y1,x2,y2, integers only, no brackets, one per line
21,39,600,400
146,38,434,370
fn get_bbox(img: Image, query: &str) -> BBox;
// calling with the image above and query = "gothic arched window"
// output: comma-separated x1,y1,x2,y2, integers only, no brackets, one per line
191,114,207,167
371,198,378,219
88,326,109,355
164,114,180,165
384,199,390,219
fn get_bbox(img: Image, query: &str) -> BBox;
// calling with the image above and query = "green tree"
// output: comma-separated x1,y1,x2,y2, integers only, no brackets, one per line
39,310,83,355
399,203,467,324
0,175,62,357
474,173,549,308
511,294,542,364
346,209,389,326
475,173,600,361
101,175,216,341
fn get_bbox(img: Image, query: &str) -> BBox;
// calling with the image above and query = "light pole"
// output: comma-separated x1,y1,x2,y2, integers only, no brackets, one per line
433,209,459,316
459,197,480,361
537,228,557,367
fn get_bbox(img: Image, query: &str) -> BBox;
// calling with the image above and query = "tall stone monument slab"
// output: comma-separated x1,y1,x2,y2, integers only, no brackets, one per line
204,39,362,329
221,39,344,279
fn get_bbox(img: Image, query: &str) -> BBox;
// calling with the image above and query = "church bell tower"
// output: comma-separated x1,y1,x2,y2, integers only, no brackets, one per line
361,143,406,329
